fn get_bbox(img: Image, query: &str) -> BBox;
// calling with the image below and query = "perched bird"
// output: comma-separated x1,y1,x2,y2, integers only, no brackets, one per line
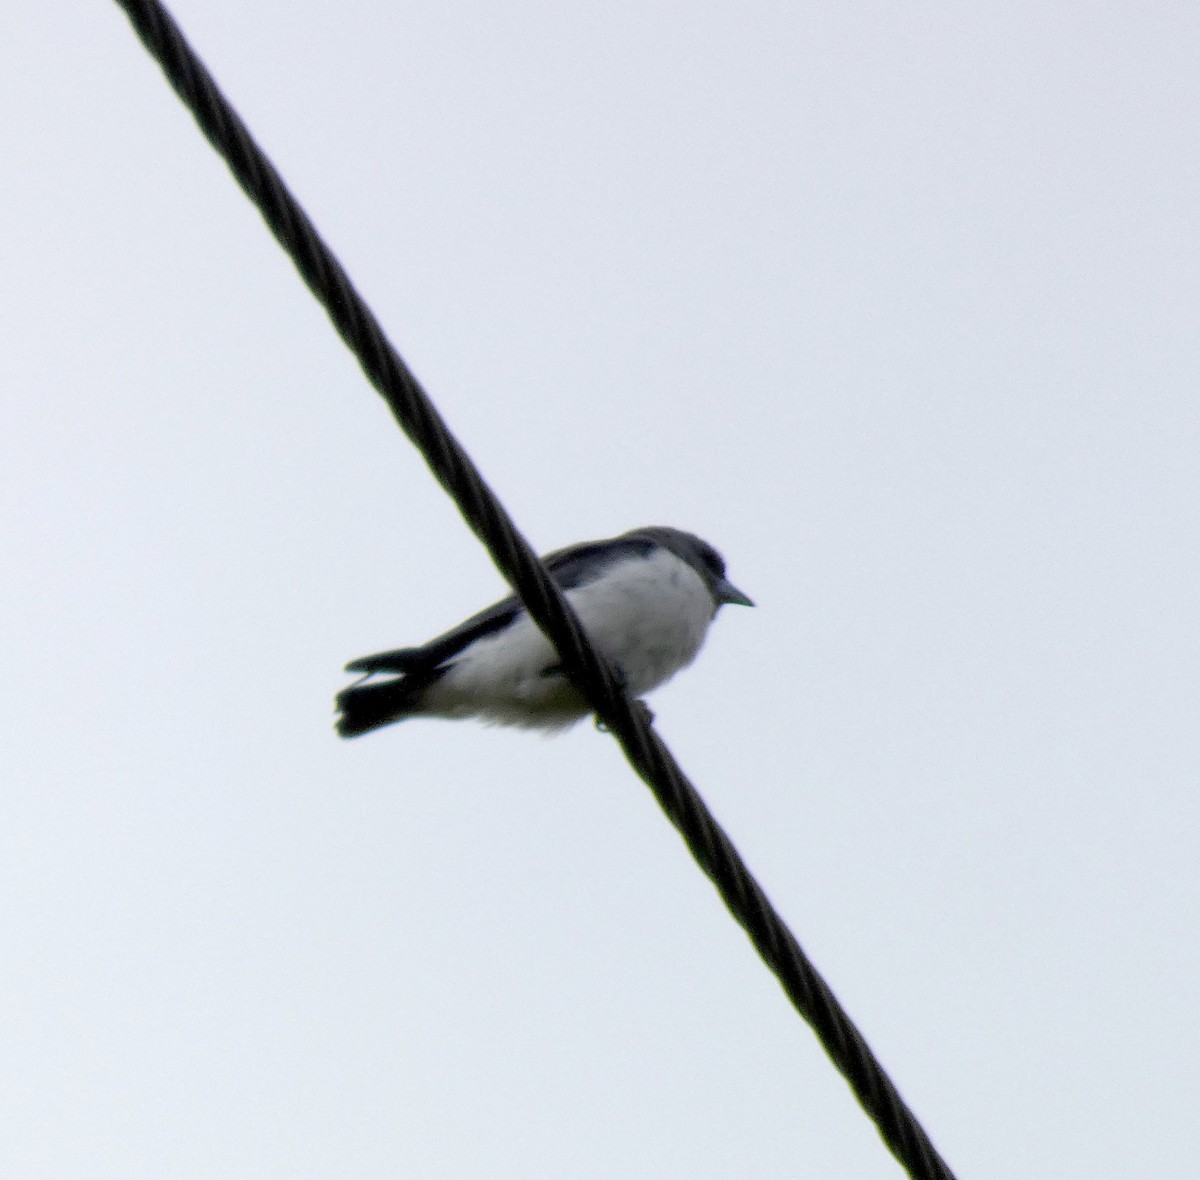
336,526,753,737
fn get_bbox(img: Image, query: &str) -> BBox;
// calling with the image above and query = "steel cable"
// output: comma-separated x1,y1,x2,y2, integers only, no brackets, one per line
111,3,958,1176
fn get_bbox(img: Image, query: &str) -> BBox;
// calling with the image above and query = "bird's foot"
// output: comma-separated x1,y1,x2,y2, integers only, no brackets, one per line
594,698,654,732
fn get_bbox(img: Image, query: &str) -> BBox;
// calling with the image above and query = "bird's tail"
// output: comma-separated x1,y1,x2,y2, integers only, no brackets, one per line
336,674,436,738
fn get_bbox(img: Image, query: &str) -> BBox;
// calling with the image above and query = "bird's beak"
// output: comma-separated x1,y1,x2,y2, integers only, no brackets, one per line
716,578,754,608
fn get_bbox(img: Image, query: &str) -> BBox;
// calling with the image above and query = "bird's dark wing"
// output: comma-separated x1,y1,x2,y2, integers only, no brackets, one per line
539,534,656,590
344,595,524,674
344,535,658,675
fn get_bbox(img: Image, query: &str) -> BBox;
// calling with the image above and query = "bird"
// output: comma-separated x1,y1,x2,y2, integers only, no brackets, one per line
335,526,753,737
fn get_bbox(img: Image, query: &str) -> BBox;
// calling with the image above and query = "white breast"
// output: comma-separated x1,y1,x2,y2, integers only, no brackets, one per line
424,549,716,728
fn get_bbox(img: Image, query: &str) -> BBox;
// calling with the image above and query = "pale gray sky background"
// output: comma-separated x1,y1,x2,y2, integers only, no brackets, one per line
3,2,1199,1176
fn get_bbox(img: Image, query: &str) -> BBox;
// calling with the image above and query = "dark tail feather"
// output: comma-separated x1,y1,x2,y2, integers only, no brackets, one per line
336,675,433,738
344,646,429,675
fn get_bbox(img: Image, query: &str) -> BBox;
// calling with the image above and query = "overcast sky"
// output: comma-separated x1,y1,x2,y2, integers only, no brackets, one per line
4,2,1199,1176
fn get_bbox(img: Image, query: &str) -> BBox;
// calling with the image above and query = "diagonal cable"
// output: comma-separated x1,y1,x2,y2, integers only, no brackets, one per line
110,3,958,1176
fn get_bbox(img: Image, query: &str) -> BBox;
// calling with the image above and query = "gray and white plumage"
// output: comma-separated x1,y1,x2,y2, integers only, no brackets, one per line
335,526,753,737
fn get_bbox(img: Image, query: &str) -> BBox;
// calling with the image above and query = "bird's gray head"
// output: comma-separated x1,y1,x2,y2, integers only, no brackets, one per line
628,526,754,610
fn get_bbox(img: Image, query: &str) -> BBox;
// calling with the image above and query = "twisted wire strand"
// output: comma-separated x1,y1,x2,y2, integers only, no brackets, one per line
111,3,957,1176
